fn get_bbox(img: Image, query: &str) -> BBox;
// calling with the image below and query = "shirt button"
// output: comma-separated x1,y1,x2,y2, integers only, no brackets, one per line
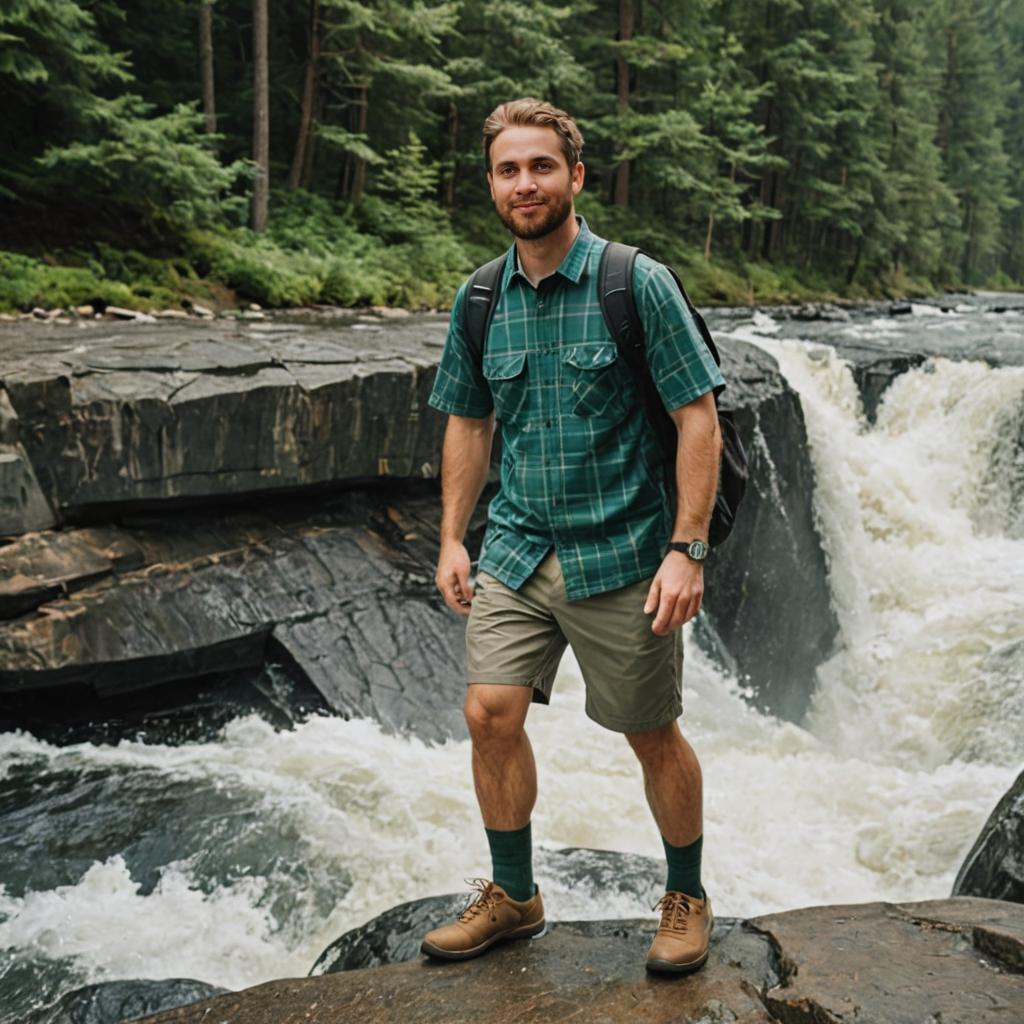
545,419,552,427
537,300,545,309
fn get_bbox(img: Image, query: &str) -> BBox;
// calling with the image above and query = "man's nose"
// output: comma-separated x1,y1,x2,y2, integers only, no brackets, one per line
514,171,538,193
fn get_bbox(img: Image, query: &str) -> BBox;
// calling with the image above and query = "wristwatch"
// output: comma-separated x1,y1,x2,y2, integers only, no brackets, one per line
667,539,709,562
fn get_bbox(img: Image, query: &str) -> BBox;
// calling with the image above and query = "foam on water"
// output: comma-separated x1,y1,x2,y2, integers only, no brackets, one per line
1,318,1022,1010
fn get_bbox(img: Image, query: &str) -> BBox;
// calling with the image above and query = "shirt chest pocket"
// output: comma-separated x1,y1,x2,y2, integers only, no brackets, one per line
483,350,528,421
563,342,626,419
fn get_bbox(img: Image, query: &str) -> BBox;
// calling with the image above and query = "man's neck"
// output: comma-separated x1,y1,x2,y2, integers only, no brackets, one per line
515,214,580,287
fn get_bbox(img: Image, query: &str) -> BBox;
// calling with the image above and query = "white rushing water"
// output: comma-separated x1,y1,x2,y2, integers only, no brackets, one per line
1,313,1022,1004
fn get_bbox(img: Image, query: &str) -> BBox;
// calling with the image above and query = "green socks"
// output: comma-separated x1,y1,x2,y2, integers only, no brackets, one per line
485,821,535,902
662,832,704,898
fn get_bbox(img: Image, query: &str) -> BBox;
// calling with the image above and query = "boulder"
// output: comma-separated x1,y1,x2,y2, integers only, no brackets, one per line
131,917,776,1024
812,340,928,423
123,897,1024,1024
26,979,228,1024
702,340,838,721
953,766,1024,904
311,846,664,974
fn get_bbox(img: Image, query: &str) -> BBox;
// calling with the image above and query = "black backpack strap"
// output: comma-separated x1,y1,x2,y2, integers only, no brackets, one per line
462,253,507,364
598,241,746,548
597,241,644,373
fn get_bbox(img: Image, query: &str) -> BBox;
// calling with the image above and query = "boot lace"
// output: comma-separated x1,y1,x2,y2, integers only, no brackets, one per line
652,891,696,933
458,878,506,924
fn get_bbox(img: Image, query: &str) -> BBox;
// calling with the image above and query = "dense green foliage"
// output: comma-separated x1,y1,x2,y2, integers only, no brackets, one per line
0,0,1021,311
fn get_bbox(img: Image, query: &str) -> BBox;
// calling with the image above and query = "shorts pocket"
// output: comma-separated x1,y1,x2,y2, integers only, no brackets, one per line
563,342,624,418
483,350,528,421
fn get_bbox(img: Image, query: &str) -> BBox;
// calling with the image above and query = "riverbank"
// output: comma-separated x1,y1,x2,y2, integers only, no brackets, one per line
4,221,1019,320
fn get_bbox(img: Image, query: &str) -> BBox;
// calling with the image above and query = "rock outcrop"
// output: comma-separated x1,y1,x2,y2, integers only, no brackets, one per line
123,897,1024,1024
26,979,227,1024
0,487,474,743
954,766,1024,904
1,316,447,523
0,319,837,726
700,340,838,721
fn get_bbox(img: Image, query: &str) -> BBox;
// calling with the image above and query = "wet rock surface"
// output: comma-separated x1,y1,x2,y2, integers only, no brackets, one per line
124,897,1023,1024
954,766,1024,904
750,897,1024,1022
0,486,476,743
0,315,447,524
706,294,1024,424
0,323,834,726
700,340,838,721
25,978,228,1024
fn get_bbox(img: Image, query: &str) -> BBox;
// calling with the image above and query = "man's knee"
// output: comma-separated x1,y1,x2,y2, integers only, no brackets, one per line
625,720,680,765
464,684,531,745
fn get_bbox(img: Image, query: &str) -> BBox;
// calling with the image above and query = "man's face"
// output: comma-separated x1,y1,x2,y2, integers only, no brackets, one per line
487,125,584,241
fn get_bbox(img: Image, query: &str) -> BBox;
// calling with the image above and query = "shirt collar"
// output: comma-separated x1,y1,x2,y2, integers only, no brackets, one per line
502,216,595,293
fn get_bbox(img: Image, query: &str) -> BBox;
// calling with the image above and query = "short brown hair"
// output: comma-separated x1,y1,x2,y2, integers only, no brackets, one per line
482,98,584,172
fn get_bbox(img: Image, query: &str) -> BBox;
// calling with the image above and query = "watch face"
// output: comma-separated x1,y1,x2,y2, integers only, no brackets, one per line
690,540,708,560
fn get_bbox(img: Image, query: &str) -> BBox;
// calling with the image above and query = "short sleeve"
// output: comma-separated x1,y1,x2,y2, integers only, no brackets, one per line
634,255,726,412
428,281,495,418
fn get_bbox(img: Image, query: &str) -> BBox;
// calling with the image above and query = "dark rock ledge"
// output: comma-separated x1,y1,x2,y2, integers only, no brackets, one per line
954,765,1024,905
120,896,1022,1024
0,319,838,725
0,487,472,743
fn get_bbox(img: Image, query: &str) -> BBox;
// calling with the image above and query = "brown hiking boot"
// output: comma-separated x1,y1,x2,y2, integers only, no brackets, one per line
420,878,546,961
645,890,713,974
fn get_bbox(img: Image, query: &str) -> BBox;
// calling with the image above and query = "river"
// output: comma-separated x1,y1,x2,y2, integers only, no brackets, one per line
1,297,1021,1021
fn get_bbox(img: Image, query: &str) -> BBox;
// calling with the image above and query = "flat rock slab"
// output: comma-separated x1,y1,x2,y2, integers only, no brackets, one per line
128,917,777,1024
0,487,476,743
0,315,449,521
125,898,1023,1024
750,897,1024,1023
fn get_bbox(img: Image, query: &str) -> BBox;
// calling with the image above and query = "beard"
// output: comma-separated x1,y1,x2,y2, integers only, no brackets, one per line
495,186,574,241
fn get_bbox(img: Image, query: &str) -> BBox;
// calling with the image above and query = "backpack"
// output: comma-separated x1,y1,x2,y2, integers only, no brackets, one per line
462,241,747,548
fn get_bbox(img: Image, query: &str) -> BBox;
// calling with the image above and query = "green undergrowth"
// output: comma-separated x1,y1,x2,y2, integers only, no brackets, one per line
0,191,1014,314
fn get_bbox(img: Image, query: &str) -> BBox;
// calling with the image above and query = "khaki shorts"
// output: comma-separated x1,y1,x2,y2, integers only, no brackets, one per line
465,551,683,733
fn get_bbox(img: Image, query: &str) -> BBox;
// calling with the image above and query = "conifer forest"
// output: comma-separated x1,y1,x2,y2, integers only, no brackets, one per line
1,0,1022,311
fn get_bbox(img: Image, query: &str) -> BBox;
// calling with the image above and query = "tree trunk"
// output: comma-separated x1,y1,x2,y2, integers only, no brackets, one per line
613,0,633,208
288,0,320,190
300,85,321,190
199,1,216,134
350,82,369,205
444,100,459,212
251,0,270,231
704,212,714,261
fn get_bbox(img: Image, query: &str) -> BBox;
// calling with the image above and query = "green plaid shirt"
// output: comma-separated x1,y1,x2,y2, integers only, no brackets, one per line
428,218,726,601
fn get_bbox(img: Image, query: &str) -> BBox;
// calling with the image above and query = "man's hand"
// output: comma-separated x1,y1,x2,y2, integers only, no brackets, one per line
644,551,705,635
436,540,475,616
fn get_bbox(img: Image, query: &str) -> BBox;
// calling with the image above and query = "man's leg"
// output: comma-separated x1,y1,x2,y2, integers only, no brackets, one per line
626,720,704,897
627,720,712,973
464,683,537,900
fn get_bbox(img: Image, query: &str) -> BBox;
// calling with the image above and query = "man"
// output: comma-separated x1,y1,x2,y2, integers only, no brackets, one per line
422,98,724,974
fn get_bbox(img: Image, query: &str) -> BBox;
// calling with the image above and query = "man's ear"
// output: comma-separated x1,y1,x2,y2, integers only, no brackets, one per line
487,171,495,202
571,161,585,196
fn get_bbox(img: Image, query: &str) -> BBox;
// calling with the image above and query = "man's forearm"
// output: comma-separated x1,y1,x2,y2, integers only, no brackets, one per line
670,395,721,542
440,413,495,544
